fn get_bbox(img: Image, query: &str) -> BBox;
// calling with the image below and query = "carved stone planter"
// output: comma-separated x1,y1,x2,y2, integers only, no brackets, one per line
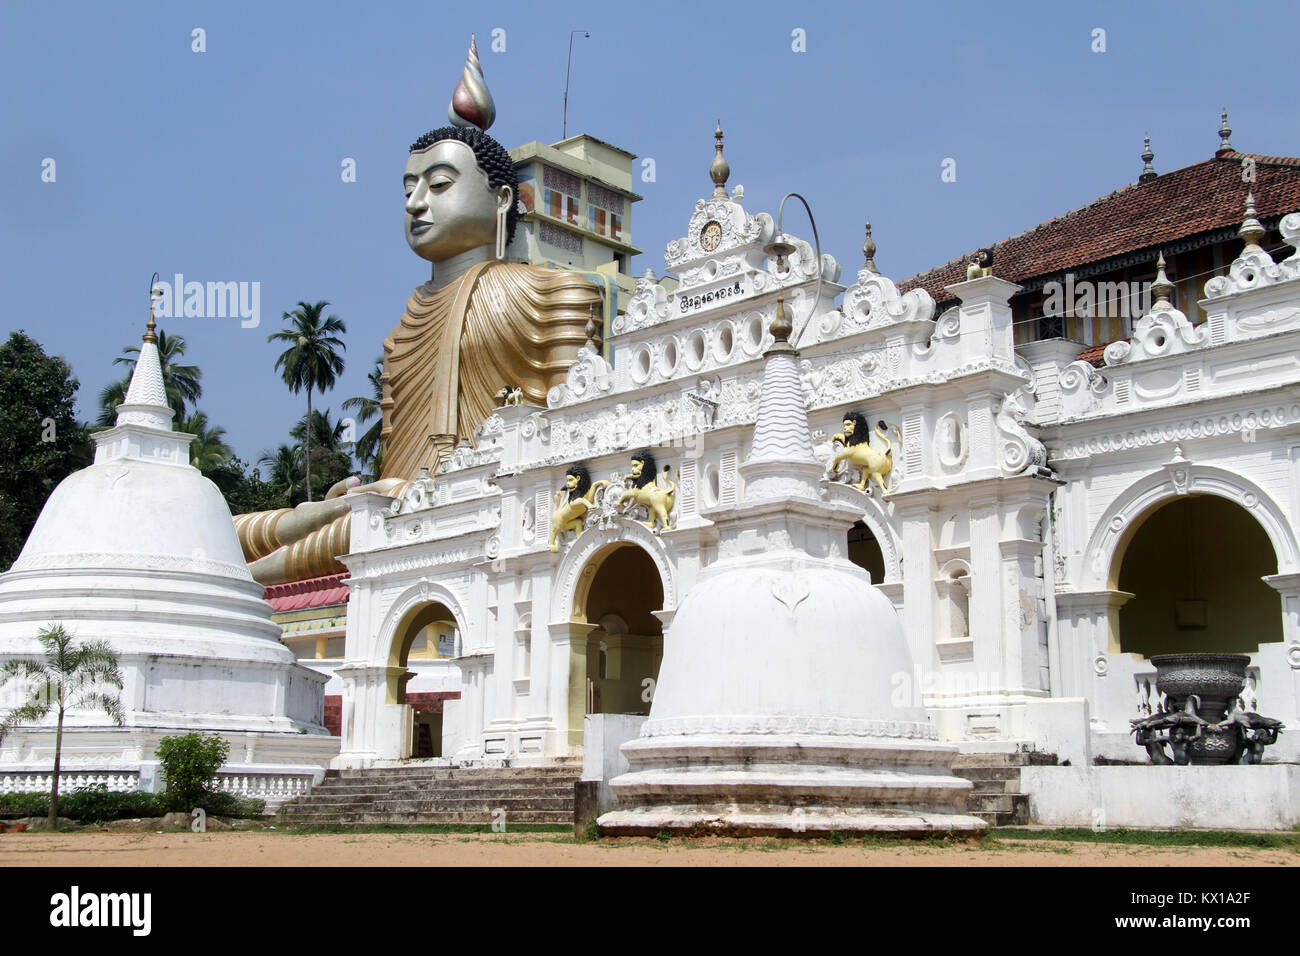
1130,653,1284,766
1152,653,1248,765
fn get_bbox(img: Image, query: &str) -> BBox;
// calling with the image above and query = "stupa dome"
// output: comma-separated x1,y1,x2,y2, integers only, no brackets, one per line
0,321,322,736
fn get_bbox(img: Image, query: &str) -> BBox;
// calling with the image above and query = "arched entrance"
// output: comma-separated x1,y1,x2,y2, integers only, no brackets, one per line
1115,495,1281,656
388,602,460,758
571,543,665,719
848,520,886,584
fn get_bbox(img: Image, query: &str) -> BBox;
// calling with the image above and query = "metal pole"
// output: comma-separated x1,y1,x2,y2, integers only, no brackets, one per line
563,29,589,139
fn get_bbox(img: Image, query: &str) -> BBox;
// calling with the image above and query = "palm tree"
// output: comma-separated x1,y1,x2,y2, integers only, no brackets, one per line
343,357,384,480
291,408,348,456
0,624,124,830
268,302,347,502
258,444,307,506
178,411,234,475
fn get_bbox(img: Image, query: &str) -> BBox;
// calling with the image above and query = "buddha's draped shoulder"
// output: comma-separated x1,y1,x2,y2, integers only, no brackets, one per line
381,262,600,481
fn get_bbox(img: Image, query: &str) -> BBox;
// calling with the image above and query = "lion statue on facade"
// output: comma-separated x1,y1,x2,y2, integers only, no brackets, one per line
618,450,677,533
549,464,609,552
825,411,901,495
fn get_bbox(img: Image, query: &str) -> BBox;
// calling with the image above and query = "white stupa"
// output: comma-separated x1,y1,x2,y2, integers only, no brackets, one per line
0,313,337,803
599,300,985,835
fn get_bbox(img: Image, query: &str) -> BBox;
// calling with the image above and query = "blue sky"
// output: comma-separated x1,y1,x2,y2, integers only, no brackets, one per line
2,0,1298,465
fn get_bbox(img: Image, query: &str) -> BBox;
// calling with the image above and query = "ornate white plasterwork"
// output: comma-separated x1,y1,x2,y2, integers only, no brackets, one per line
826,270,937,344
1204,212,1300,299
1103,301,1207,366
376,576,472,659
549,519,677,627
7,551,255,580
994,391,1048,475
664,195,773,272
1058,359,1109,419
1080,462,1300,587
547,347,614,409
640,714,938,740
1053,400,1300,460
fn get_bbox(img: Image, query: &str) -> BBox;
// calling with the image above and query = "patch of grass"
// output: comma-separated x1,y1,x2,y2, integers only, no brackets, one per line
278,822,571,835
993,827,1300,850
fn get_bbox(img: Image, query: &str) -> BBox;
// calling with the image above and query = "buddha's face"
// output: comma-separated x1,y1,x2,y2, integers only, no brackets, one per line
629,458,644,480
404,140,511,263
842,418,856,438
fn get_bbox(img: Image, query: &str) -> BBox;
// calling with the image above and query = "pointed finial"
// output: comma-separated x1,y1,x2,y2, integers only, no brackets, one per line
145,271,160,344
862,219,879,273
1150,252,1175,306
447,34,496,131
709,121,730,199
1217,108,1233,156
1239,191,1265,253
1139,133,1157,183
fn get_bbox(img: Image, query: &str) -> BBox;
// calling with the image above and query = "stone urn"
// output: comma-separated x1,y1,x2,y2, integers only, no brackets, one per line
1151,653,1249,765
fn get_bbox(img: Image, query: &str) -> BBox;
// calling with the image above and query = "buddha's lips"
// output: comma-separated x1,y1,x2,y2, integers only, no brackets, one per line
410,219,434,235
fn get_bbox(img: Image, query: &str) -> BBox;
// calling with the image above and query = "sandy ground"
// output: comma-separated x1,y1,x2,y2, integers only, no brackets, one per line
0,830,1294,866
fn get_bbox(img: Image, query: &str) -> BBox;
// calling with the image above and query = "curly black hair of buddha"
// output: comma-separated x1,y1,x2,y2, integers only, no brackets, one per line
841,411,871,446
409,125,519,244
565,464,592,500
630,450,657,488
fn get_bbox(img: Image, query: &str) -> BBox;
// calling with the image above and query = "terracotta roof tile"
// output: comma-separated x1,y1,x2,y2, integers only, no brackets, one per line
264,572,350,613
900,153,1300,305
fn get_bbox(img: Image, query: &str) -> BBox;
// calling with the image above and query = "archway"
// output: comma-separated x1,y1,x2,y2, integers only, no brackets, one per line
388,601,460,758
572,543,665,718
1115,495,1281,656
848,520,886,584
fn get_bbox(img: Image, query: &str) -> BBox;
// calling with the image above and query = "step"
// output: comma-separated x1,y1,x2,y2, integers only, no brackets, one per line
281,810,573,826
306,780,577,790
280,795,575,814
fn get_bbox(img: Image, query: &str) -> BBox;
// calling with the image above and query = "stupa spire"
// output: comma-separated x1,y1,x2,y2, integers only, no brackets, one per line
740,299,821,503
117,286,175,430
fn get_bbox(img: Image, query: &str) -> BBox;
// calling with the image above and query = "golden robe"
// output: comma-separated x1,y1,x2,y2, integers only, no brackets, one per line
380,261,599,480
235,261,600,584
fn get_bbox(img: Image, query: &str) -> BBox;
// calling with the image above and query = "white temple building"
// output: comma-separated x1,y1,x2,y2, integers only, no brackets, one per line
331,142,1300,823
0,319,338,806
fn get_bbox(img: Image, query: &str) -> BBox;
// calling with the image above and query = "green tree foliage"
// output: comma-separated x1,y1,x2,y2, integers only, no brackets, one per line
208,455,284,515
258,444,307,506
342,357,384,481
0,624,124,829
292,408,354,497
0,332,90,570
268,302,347,502
178,410,234,475
154,732,231,813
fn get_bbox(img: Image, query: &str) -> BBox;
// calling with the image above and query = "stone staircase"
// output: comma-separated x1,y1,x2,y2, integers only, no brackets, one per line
276,765,581,827
950,752,1058,826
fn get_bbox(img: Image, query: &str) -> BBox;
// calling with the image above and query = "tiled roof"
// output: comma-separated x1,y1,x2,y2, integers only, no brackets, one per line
264,572,350,613
900,152,1300,306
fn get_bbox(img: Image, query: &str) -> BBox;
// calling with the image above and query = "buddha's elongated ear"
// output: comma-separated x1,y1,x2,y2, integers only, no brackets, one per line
495,184,513,260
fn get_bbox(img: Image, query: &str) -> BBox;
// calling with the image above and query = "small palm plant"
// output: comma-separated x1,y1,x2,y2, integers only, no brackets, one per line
0,624,125,830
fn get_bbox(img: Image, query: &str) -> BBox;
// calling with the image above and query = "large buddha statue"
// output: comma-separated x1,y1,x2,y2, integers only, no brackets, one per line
235,37,601,585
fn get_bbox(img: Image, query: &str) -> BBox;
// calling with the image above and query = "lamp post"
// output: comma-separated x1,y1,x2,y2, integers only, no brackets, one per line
761,192,824,348
563,29,590,139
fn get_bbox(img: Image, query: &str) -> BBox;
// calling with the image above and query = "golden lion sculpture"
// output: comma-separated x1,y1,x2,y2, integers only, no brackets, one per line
618,450,676,533
825,411,900,495
549,464,608,552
